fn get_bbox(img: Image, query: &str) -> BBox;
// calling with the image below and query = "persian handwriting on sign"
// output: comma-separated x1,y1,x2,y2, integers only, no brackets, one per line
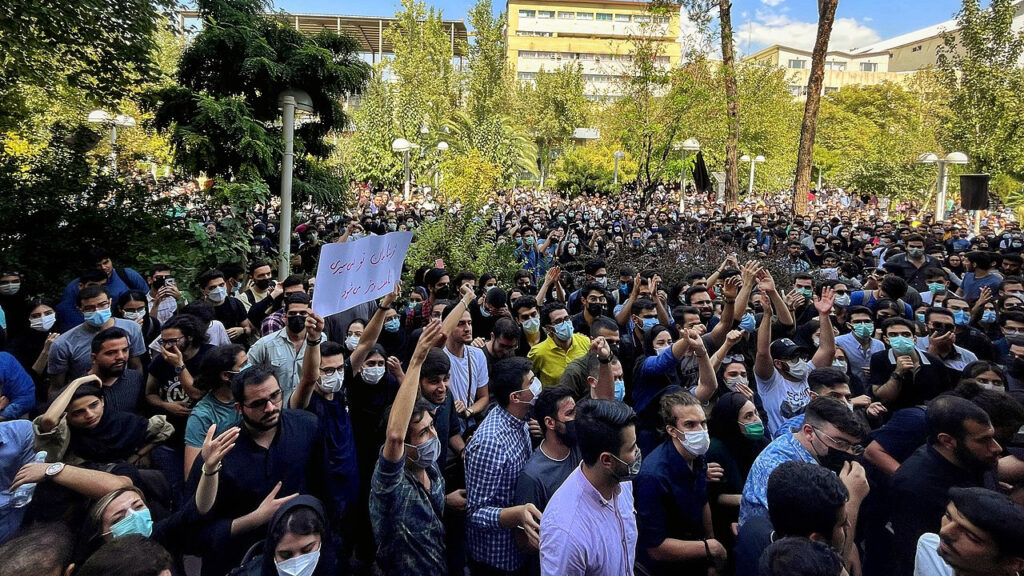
312,231,413,317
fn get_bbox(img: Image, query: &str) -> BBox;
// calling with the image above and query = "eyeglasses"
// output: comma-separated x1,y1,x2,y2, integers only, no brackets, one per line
243,389,282,410
812,426,864,455
81,301,112,313
161,336,186,348
320,367,342,376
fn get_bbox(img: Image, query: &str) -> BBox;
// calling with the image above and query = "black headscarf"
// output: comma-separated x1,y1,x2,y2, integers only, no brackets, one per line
260,495,336,576
709,392,768,478
67,386,148,463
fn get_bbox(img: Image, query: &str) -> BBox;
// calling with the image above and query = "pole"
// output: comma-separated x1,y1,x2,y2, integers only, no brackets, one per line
747,160,756,197
403,151,411,201
278,96,296,280
817,166,822,190
678,150,686,214
613,155,619,185
110,126,118,170
935,161,947,222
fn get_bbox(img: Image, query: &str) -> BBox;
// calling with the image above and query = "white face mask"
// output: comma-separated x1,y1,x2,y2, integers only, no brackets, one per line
207,286,227,303
724,376,748,392
361,365,385,384
344,335,359,351
317,371,344,394
518,377,543,405
123,311,146,321
678,428,711,456
785,359,810,380
0,283,21,296
30,313,56,332
275,549,320,576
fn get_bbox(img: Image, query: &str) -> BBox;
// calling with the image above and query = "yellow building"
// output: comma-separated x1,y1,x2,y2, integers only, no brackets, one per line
743,45,912,99
506,0,682,100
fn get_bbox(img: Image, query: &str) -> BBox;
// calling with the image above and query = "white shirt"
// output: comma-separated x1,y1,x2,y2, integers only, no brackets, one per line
755,363,814,436
443,345,488,423
914,533,953,576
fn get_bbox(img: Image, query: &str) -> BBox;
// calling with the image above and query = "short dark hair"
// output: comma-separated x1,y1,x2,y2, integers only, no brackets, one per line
421,348,451,381
75,534,172,576
91,327,130,353
512,296,538,318
584,258,606,276
590,316,619,337
282,274,306,290
249,261,271,274
117,290,148,311
759,537,844,576
580,281,605,300
321,341,345,359
631,298,657,316
951,383,1024,437
684,286,709,304
196,268,226,289
881,317,914,335
926,395,992,445
540,302,567,327
804,397,864,439
534,387,574,429
807,367,849,394
880,275,908,300
162,313,209,346
78,285,110,305
575,399,637,466
845,305,873,320
197,344,244,392
484,287,508,309
925,307,954,323
948,487,1024,559
491,317,521,341
766,461,849,538
231,366,278,404
284,292,310,312
490,356,533,409
0,523,74,576
79,268,108,285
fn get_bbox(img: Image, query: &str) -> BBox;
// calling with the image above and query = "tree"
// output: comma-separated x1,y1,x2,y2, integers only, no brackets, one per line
793,0,840,215
718,0,741,209
551,144,638,196
350,67,403,189
436,150,502,207
445,110,537,186
464,0,510,121
516,64,588,188
938,0,1024,179
149,0,370,209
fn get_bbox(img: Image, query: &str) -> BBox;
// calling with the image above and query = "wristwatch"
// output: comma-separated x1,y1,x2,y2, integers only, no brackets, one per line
45,462,65,480
174,364,186,375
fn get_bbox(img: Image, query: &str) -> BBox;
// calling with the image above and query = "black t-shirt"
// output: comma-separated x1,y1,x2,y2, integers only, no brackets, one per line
212,298,248,330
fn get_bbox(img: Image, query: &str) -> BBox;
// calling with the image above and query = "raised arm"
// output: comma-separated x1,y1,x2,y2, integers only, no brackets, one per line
383,320,444,463
351,283,401,373
758,269,793,328
710,329,744,373
536,266,560,307
38,374,100,433
614,273,642,327
688,331,717,403
589,337,614,400
753,293,776,382
733,261,761,320
195,424,240,514
291,312,325,410
708,276,741,348
651,275,671,327
810,286,836,369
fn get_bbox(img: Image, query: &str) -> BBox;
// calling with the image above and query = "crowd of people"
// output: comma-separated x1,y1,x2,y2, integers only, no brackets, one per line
1,183,1023,576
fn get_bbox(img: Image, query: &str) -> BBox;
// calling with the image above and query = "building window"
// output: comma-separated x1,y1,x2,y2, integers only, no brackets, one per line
787,59,807,69
912,45,922,52
536,10,553,18
824,86,839,94
518,72,537,80
577,12,593,20
516,30,553,37
860,62,878,72
634,15,651,23
825,60,846,71
788,84,808,96
518,9,535,18
614,13,631,22
558,11,574,19
596,12,612,21
653,16,670,24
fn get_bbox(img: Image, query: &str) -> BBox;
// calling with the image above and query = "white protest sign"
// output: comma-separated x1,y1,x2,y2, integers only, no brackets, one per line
311,231,413,317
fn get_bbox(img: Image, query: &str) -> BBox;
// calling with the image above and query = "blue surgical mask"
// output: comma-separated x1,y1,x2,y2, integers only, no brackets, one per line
953,309,970,326
640,317,658,333
522,317,541,334
981,310,997,324
613,379,626,402
739,313,756,333
479,306,492,318
108,507,153,539
384,318,400,333
853,322,874,340
889,335,916,355
405,435,440,468
553,320,574,341
275,549,320,576
84,307,112,327
916,313,926,324
927,282,945,293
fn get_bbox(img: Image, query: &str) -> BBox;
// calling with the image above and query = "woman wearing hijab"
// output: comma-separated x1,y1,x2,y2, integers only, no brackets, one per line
231,495,337,576
6,298,60,404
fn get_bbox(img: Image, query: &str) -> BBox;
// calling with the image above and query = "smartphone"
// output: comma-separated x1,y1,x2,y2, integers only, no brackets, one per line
165,278,176,287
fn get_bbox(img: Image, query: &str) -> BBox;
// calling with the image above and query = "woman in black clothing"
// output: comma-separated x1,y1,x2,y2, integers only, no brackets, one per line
117,290,162,350
6,298,60,404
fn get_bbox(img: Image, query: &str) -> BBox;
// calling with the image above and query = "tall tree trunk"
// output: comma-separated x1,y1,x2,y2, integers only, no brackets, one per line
793,0,839,215
719,0,740,210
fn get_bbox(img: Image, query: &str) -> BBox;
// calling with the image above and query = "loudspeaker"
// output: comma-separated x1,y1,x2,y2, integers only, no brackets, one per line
960,174,990,210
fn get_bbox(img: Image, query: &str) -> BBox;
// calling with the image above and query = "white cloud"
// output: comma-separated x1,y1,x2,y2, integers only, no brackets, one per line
742,13,881,52
761,0,786,6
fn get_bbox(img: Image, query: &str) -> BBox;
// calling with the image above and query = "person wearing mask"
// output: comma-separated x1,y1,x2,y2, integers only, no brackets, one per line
145,265,184,325
914,487,1024,576
405,268,451,330
890,396,1003,576
55,249,150,331
248,276,307,337
0,270,29,340
706,391,769,540
527,302,591,389
539,399,639,575
247,293,324,408
194,269,253,342
235,262,275,313
370,320,447,574
469,286,508,341
635,391,726,575
183,344,245,479
230,496,338,576
47,286,146,393
884,234,940,291
566,258,613,315
849,274,914,319
512,296,544,356
465,356,543,575
754,287,836,435
836,306,886,384
117,290,161,351
918,308,979,370
442,289,490,432
734,461,852,575
570,281,609,336
941,295,997,362
870,318,955,410
513,387,581,576
6,298,59,399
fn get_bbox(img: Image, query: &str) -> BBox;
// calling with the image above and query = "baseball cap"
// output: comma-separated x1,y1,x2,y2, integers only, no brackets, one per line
770,338,809,360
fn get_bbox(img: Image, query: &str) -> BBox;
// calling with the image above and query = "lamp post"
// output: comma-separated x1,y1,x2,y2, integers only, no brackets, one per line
917,152,968,222
87,110,136,171
277,89,314,280
673,139,701,213
435,141,449,189
613,150,625,185
392,138,419,201
740,154,765,198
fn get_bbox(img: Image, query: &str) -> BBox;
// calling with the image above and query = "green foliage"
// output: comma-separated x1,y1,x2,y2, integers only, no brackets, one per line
515,64,588,187
938,0,1024,178
149,0,370,210
464,0,510,121
437,150,503,208
445,110,538,186
350,68,403,189
552,144,637,196
405,211,520,285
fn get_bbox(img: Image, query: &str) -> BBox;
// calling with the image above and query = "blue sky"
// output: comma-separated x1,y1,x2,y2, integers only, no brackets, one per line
270,0,970,54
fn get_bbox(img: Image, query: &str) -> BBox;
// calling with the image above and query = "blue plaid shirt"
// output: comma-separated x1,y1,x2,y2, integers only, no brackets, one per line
465,406,533,571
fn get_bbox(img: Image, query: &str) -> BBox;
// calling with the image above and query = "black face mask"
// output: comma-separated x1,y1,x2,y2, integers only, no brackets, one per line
817,445,855,474
434,285,451,300
587,302,604,318
254,278,272,291
287,315,306,334
607,342,621,358
557,419,578,447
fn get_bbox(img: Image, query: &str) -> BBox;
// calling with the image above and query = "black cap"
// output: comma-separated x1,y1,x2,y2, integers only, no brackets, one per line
770,338,809,360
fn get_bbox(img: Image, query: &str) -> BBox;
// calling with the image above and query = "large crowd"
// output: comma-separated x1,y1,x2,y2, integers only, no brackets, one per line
1,182,1023,576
